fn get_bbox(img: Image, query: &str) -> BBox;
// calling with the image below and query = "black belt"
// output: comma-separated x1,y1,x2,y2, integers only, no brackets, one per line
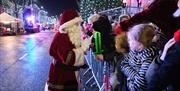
48,83,78,90
55,61,80,71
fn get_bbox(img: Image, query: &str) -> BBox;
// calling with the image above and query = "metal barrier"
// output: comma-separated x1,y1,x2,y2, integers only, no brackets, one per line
83,49,111,91
98,6,143,17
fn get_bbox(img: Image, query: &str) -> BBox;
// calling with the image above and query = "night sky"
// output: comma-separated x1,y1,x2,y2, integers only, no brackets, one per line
39,0,79,16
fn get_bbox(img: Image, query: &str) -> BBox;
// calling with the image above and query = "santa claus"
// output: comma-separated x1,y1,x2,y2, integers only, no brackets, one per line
45,9,91,91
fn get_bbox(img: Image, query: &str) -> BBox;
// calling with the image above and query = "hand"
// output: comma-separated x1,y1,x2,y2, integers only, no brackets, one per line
160,38,175,60
163,38,175,52
96,54,104,61
152,34,160,42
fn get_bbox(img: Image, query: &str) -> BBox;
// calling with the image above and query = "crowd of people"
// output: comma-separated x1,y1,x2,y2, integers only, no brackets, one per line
45,0,180,91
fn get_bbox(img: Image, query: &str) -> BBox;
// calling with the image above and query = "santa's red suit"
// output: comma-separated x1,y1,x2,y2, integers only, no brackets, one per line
46,10,90,91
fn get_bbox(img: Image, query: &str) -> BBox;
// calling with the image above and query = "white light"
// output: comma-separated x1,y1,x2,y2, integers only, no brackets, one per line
26,15,35,24
123,0,127,3
2,21,11,24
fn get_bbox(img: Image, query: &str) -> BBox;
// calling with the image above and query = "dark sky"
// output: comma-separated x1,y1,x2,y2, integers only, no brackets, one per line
39,0,79,16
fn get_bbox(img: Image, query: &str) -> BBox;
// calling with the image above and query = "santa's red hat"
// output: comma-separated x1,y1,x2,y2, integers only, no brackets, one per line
174,29,180,42
59,9,83,31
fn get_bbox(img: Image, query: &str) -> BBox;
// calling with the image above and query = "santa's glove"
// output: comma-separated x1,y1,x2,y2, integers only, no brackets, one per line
81,36,92,52
79,64,89,69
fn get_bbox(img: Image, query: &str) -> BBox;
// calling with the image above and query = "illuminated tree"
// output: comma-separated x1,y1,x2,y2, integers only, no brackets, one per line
80,0,123,20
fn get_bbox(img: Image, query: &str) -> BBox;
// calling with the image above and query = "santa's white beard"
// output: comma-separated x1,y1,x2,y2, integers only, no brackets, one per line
173,8,180,17
64,24,81,47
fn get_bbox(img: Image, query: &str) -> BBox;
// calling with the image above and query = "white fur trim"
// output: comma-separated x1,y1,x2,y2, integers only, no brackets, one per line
59,17,83,31
73,48,85,66
44,83,49,91
118,14,130,21
59,28,67,33
173,8,180,17
88,14,100,23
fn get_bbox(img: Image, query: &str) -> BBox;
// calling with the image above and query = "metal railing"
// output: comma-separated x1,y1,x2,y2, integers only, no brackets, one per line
98,6,143,16
83,49,112,91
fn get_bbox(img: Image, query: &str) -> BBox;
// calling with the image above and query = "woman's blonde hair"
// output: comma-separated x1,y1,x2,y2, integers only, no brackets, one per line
128,24,155,47
115,32,129,53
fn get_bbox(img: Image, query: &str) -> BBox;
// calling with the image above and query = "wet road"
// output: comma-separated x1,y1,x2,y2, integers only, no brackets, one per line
0,31,55,91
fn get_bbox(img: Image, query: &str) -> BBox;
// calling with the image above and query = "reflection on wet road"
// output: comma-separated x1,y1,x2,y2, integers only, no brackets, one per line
0,31,55,91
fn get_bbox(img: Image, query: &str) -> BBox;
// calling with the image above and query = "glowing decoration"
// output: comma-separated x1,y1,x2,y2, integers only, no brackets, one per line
123,0,131,7
2,21,11,24
123,0,127,3
26,15,35,25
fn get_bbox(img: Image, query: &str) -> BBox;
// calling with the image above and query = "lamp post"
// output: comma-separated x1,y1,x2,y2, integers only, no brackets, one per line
137,0,142,12
30,0,33,13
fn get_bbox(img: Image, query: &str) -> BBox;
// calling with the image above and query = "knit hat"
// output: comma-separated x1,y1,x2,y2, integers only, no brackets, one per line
59,9,83,30
88,14,100,24
119,14,130,22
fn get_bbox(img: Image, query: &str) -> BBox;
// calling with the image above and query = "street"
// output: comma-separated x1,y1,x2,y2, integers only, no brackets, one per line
0,31,105,91
0,31,54,91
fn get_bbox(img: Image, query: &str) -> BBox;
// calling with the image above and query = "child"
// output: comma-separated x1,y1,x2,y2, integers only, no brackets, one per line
115,32,129,54
114,32,130,91
121,23,159,91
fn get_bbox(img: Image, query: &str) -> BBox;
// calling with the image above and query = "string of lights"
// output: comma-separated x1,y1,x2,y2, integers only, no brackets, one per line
80,0,123,21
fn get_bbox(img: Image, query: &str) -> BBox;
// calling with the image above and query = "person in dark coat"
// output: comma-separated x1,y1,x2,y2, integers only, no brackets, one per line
147,29,180,91
146,0,180,90
88,14,115,91
88,14,115,62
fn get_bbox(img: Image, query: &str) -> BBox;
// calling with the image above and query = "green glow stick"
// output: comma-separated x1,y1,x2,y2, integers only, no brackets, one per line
94,31,103,54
